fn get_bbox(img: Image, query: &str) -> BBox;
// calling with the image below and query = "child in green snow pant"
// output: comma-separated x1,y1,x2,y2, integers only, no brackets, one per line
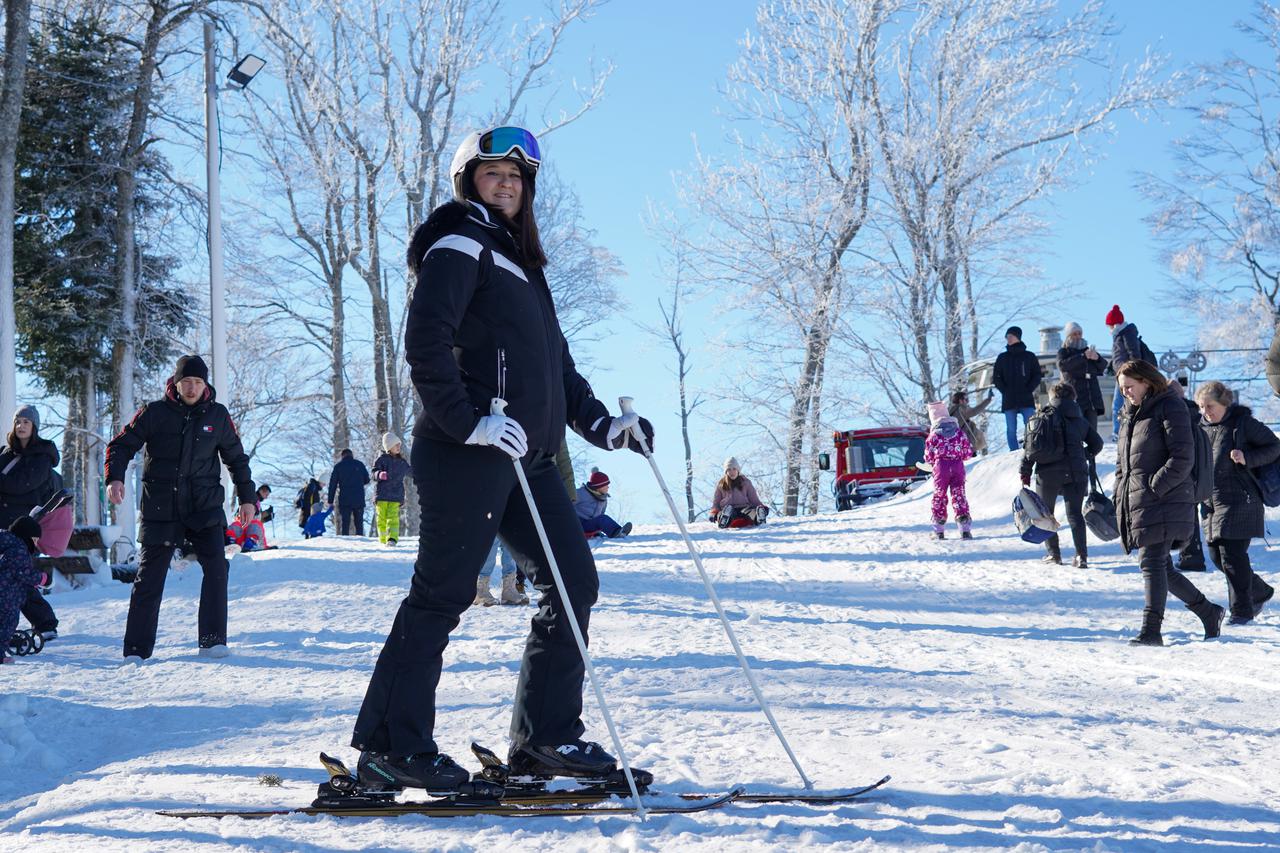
376,500,402,543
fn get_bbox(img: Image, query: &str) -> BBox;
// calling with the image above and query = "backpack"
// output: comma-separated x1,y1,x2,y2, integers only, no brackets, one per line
1013,487,1059,544
1189,422,1213,504
1138,336,1157,367
1023,406,1065,465
1233,425,1280,508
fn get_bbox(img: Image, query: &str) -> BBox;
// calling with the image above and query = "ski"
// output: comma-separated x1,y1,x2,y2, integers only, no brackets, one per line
156,789,742,819
469,742,890,806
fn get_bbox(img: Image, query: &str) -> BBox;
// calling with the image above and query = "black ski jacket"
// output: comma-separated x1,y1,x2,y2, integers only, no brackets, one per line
372,452,411,503
294,478,322,527
1056,345,1106,417
992,341,1043,411
105,380,256,546
328,457,370,508
0,437,60,527
404,201,611,456
1018,399,1103,486
1201,405,1280,543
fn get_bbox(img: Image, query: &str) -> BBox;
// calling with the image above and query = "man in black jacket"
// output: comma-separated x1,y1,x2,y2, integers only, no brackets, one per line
327,449,370,536
105,355,256,661
992,326,1043,451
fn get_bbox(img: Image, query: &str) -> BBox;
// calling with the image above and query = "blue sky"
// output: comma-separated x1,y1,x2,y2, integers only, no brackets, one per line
535,0,1271,521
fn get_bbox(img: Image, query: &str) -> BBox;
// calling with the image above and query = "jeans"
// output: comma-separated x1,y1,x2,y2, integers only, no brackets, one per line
1004,407,1035,451
1112,386,1123,437
478,537,515,579
580,514,623,537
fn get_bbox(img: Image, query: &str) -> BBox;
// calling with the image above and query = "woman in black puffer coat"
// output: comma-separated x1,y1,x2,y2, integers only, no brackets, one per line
0,405,61,640
1114,361,1224,646
1194,381,1280,624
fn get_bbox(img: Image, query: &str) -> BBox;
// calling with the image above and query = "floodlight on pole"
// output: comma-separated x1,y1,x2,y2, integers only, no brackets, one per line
227,54,266,89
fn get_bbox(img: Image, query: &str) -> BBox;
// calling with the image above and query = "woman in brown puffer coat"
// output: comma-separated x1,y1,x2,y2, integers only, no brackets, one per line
1114,360,1224,646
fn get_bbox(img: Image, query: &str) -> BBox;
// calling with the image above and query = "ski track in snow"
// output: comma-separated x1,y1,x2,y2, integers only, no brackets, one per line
3,448,1279,851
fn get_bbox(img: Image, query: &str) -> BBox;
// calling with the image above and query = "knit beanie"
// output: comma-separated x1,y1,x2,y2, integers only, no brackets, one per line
1063,321,1082,337
587,471,610,490
382,432,402,452
8,515,41,554
724,456,740,471
1104,305,1125,326
1005,326,1023,340
173,354,210,383
926,400,949,425
13,404,39,432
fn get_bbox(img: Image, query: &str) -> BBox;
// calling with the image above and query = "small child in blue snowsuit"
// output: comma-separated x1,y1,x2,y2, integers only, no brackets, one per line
1,518,42,662
574,470,632,539
303,504,333,539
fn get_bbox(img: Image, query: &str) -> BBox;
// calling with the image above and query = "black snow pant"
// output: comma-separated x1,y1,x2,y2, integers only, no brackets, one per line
1139,541,1210,626
123,524,228,659
1208,537,1273,619
338,504,365,536
1177,516,1206,569
20,585,57,633
351,440,599,757
1036,472,1087,559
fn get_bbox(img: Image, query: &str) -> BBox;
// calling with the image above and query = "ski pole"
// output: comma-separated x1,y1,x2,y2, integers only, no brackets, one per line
492,398,647,818
619,396,814,789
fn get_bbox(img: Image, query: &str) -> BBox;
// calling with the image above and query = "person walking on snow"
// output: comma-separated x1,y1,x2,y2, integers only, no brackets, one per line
710,457,769,528
1193,380,1280,624
1018,383,1103,567
0,405,61,642
1114,360,1224,646
0,517,42,664
1105,305,1157,440
104,355,257,661
924,401,974,539
372,434,412,545
349,126,655,794
327,449,370,536
992,326,1043,451
574,470,632,539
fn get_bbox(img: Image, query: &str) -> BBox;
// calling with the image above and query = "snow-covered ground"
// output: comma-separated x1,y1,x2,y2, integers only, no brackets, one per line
4,450,1279,852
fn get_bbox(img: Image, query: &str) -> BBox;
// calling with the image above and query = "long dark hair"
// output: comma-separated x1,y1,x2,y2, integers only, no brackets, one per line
717,472,744,493
461,159,547,269
1117,359,1169,396
4,423,37,451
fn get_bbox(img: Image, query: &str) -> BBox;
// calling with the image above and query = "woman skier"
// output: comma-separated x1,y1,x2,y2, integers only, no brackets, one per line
349,126,654,793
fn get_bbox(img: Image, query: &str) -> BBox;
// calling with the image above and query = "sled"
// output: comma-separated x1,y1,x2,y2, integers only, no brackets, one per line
1012,487,1059,545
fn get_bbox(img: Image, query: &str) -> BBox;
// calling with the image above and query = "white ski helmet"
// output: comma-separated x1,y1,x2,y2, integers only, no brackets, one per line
450,126,542,202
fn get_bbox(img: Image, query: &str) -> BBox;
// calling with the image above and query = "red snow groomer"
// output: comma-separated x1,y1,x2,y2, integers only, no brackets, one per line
820,426,930,511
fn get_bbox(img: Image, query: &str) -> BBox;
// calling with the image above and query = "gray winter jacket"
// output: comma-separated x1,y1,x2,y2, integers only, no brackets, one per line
1115,388,1196,553
1201,405,1280,543
574,485,607,520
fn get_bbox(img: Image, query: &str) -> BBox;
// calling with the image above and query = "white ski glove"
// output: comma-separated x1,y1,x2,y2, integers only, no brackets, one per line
606,413,640,448
603,411,654,454
467,414,528,459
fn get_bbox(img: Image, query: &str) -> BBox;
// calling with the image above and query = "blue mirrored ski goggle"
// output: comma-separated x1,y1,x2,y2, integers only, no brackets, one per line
477,126,542,168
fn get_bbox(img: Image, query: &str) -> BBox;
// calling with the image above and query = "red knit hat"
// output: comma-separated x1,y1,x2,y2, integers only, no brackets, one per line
587,471,610,489
1104,304,1124,326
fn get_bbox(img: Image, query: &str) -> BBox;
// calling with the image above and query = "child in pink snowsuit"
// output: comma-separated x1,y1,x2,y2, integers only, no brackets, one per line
924,401,974,539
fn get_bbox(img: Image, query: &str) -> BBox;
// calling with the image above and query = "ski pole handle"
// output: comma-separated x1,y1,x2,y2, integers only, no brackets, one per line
490,397,507,417
617,396,651,456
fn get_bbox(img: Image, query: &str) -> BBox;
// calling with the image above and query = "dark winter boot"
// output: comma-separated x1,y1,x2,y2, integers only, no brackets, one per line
1071,555,1088,569
1128,610,1164,646
356,751,470,792
960,530,974,540
934,530,945,540
1187,597,1225,640
1254,582,1275,618
1042,537,1062,565
508,740,618,779
607,522,633,539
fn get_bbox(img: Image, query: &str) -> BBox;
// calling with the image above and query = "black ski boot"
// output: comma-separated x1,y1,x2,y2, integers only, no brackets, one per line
357,751,470,793
509,740,619,779
1188,597,1225,640
1128,610,1164,646
1072,555,1088,569
1254,582,1275,618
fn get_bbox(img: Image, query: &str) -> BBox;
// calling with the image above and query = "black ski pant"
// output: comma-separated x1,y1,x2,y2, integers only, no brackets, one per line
1208,537,1272,618
337,504,365,536
351,440,599,758
1139,541,1209,625
20,585,57,633
124,523,228,659
1035,472,1086,559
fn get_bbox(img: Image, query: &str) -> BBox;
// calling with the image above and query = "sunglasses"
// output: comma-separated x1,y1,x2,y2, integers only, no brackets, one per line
478,126,542,168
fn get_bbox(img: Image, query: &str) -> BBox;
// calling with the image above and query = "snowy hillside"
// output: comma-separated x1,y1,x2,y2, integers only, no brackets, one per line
3,449,1279,851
